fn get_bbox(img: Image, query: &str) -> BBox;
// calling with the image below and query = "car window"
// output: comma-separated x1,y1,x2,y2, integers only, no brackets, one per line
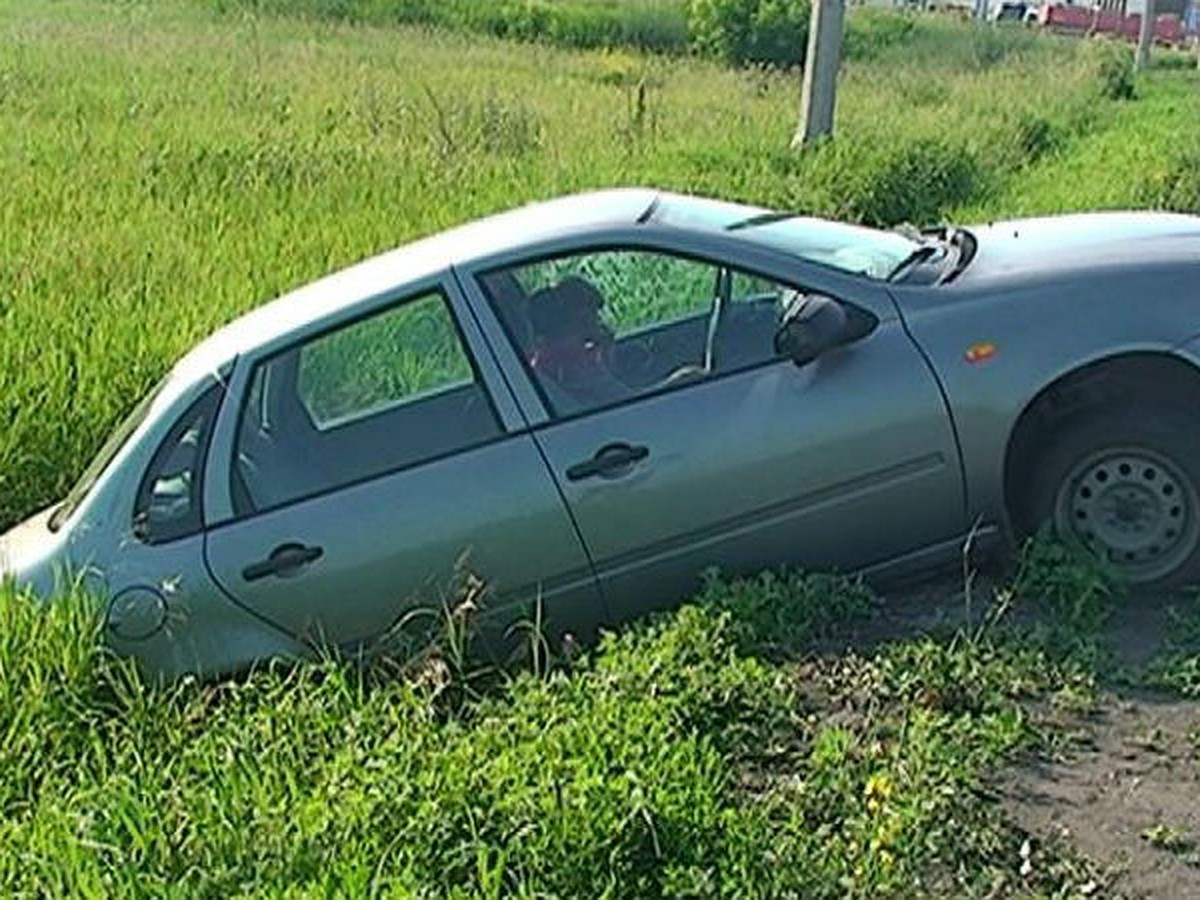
713,270,802,371
297,293,475,431
480,249,802,418
133,383,224,545
232,289,500,516
512,250,714,339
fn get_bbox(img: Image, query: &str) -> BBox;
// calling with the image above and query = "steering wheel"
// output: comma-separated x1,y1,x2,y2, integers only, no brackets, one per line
653,363,709,390
641,268,734,393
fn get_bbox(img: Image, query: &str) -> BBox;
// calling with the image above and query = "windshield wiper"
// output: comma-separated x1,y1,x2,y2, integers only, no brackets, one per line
726,210,799,232
886,242,943,281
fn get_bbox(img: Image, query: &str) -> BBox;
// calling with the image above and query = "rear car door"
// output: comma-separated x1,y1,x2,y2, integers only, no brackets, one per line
466,243,966,622
201,275,603,650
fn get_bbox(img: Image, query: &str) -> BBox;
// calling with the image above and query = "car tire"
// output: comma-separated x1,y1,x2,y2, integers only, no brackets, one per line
1015,406,1200,588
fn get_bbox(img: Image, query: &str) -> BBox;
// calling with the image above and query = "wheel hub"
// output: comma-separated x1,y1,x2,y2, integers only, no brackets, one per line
1056,449,1197,581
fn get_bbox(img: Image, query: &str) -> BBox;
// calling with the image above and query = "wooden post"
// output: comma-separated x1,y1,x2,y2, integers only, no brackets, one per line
793,0,845,147
1136,0,1157,70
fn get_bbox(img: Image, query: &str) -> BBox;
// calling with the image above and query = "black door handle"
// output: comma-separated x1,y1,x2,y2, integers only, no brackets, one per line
242,542,324,582
566,443,650,482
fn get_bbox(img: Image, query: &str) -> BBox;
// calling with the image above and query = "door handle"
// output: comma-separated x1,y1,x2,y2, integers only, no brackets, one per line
242,542,324,582
566,443,650,482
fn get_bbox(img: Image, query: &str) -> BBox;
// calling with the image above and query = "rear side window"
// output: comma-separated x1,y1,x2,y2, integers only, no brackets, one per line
232,289,501,516
297,293,475,431
133,384,224,545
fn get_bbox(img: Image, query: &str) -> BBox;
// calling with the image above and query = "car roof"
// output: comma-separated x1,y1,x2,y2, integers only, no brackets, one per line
172,187,660,386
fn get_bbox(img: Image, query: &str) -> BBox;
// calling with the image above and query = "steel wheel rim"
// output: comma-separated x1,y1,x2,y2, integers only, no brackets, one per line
1053,445,1199,583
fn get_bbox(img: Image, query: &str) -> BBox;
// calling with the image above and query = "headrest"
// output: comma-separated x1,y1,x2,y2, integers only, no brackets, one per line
529,276,605,340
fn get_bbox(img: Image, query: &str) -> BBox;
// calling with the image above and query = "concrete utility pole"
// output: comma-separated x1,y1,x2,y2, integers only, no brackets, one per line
794,0,845,147
1136,0,1158,70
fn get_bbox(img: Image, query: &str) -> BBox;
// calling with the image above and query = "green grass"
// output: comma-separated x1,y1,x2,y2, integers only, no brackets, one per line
198,0,694,55
2,4,1200,892
3,0,1198,530
0,565,1103,896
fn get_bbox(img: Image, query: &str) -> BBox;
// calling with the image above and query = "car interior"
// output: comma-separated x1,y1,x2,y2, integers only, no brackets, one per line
228,262,802,518
231,350,500,517
479,264,787,416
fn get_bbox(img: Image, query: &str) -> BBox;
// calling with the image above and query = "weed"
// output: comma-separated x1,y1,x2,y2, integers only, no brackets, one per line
1008,532,1120,657
1142,822,1196,855
696,567,876,658
1142,591,1200,697
1090,40,1136,101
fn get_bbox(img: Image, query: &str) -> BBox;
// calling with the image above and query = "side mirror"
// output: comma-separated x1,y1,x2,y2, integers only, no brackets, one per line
774,293,849,367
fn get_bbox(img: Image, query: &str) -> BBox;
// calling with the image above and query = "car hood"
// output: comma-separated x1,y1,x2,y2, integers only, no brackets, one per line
953,211,1200,286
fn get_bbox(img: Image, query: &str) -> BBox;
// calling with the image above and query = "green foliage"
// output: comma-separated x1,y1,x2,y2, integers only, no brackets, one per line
695,567,875,658
201,0,694,53
194,0,956,67
687,0,809,68
954,70,1200,221
1089,40,1136,101
0,571,1099,897
1143,592,1200,698
841,8,916,61
1011,533,1119,636
1007,532,1120,662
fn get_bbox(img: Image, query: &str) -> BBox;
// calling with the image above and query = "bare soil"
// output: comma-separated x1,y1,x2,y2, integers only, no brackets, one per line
861,575,1200,899
1003,689,1200,899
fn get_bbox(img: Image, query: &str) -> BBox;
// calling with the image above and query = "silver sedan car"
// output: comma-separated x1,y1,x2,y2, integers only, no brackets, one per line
5,189,1200,678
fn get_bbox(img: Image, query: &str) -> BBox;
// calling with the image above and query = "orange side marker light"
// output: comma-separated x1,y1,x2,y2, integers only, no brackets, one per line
964,342,997,364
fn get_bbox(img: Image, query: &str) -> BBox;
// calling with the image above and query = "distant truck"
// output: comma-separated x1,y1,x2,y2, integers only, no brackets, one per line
1026,3,1188,46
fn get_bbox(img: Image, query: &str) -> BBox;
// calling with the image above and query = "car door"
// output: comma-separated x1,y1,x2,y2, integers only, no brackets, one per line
201,276,604,651
467,244,965,622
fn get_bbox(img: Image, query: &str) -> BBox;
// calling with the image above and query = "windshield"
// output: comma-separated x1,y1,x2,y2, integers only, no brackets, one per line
654,196,920,281
49,379,166,531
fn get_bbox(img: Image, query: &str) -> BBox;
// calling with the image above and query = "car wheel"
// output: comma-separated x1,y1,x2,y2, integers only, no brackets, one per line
1017,408,1200,587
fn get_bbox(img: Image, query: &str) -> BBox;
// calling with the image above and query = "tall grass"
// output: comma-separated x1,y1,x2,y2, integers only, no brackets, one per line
3,0,1197,530
199,0,693,54
1,6,1195,893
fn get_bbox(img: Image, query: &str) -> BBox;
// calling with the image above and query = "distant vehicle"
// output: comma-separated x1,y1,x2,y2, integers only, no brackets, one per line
990,1,1029,22
5,189,1200,678
1031,2,1187,45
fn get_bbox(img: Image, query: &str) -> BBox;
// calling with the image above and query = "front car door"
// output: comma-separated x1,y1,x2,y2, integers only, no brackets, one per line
460,236,966,622
201,273,603,653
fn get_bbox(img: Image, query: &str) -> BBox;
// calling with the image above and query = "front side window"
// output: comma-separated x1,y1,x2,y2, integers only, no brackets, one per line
480,249,804,418
133,384,224,545
232,289,500,516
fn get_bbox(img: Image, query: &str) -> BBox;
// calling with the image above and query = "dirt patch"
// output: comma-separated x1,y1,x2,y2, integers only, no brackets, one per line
859,574,1200,899
1003,691,1200,898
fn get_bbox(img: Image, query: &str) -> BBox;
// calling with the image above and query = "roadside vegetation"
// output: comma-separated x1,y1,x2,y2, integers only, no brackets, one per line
4,0,1199,531
4,1,1200,894
194,0,874,67
0,541,1113,896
